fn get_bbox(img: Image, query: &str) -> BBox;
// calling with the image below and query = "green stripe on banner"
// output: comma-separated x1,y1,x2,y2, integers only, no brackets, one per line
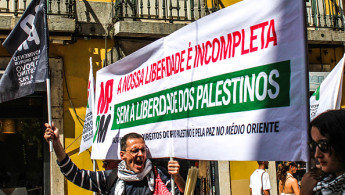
112,60,291,129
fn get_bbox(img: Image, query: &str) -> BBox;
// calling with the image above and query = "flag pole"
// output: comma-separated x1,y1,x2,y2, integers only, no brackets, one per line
301,0,310,172
170,157,176,195
169,141,175,195
43,0,52,153
93,160,96,195
46,71,53,152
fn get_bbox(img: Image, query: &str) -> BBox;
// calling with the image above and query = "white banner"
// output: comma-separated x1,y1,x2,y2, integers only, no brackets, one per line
79,57,95,154
91,0,309,161
310,54,345,121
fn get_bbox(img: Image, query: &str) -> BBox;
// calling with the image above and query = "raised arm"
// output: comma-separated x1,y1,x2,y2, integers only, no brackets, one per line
43,122,110,194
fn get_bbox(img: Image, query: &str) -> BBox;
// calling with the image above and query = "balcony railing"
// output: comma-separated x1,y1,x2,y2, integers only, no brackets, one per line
0,0,75,17
1,0,344,30
112,0,221,22
306,0,345,30
113,0,345,28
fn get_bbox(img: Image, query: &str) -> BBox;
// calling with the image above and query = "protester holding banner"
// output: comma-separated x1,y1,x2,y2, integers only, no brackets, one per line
301,110,345,195
44,122,185,194
277,161,300,195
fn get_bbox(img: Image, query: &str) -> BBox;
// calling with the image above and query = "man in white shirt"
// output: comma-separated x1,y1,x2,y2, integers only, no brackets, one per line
250,161,271,195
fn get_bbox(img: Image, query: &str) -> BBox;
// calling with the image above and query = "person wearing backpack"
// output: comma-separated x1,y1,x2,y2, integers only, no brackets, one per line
250,161,271,195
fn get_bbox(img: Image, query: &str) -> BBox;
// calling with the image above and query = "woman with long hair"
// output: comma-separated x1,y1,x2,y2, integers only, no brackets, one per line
301,110,345,194
277,161,300,195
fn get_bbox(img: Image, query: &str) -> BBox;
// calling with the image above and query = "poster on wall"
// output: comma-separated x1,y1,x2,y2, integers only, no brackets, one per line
91,0,309,161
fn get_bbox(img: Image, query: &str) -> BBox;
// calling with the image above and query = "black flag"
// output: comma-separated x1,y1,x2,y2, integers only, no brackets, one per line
0,0,49,103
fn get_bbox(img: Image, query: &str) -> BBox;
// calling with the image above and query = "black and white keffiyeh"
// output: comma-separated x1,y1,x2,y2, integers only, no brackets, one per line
314,173,345,195
114,159,155,195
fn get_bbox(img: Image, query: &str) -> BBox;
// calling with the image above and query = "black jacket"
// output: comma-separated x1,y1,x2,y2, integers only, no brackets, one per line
57,155,181,195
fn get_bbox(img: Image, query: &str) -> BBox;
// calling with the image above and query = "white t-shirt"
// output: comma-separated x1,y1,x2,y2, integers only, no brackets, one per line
250,169,271,195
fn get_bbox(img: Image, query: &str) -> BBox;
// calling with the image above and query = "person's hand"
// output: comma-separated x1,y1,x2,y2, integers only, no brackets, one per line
44,122,59,143
168,160,181,176
300,168,322,195
168,160,185,193
43,122,66,162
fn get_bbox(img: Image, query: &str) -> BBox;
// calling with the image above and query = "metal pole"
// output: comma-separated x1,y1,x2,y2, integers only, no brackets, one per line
105,35,107,67
170,157,175,195
46,76,53,153
93,160,96,195
302,0,311,172
46,75,53,195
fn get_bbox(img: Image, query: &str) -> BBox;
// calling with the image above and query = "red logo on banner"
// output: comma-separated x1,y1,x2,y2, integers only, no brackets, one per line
97,79,114,115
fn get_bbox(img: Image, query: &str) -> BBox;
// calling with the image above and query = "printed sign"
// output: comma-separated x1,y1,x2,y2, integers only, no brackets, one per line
91,0,309,161
79,57,95,154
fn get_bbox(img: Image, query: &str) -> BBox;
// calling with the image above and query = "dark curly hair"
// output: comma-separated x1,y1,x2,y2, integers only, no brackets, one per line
310,109,345,163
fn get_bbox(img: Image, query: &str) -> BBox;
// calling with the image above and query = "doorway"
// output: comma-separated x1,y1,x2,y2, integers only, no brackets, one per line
0,92,48,195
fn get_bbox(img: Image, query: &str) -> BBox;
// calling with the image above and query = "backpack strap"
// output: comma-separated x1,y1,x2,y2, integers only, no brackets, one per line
261,172,265,195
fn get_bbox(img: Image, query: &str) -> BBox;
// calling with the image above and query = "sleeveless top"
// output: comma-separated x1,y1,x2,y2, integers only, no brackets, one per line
281,173,295,195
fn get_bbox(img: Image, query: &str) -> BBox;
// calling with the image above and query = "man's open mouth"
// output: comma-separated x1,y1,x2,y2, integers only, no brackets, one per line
134,159,144,168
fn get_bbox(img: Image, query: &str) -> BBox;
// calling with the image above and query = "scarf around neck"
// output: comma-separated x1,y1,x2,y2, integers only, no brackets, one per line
114,159,155,195
314,173,345,195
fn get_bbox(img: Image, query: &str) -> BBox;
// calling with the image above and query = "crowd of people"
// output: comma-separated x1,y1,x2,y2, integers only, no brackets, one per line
44,109,345,194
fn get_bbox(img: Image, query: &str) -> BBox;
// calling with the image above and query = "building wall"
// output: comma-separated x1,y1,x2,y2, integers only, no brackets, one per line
308,47,344,70
49,39,114,195
206,0,242,8
230,161,257,195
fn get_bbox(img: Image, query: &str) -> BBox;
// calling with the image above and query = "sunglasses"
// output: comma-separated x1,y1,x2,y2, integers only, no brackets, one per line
309,140,331,153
